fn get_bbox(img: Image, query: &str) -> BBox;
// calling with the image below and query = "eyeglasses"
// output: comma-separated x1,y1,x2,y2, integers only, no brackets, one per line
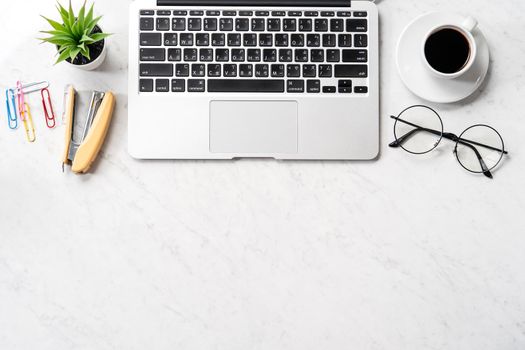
389,105,508,179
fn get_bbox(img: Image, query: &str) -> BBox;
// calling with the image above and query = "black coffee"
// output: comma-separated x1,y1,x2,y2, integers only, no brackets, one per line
424,28,471,74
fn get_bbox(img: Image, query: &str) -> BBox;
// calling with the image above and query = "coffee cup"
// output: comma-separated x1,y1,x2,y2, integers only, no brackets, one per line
422,16,478,79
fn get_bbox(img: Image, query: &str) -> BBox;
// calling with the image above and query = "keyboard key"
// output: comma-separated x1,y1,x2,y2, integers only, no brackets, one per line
272,11,286,16
354,86,368,93
156,10,170,17
223,64,237,77
303,64,316,77
337,11,352,17
228,33,241,46
255,11,269,16
164,33,178,46
288,11,302,17
247,49,261,62
354,11,368,18
239,11,253,16
295,49,308,62
212,33,225,46
305,11,318,17
259,34,273,47
263,49,277,62
275,34,289,47
330,19,344,32
299,19,312,31
310,50,324,62
271,64,285,77
334,64,368,78
223,10,237,16
268,19,281,31
191,64,205,77
290,34,304,47
323,86,336,93
188,79,205,92
199,48,213,61
338,79,352,93
206,10,220,16
140,48,165,61
347,19,368,32
140,33,161,46
321,11,335,17
168,48,181,61
236,18,250,31
255,64,269,77
188,18,202,31
342,49,368,62
252,18,265,31
183,48,197,61
315,19,328,32
232,49,245,62
190,10,204,16
216,49,229,61
172,18,186,31
139,79,153,92
208,79,284,92
220,18,234,31
156,79,170,92
239,64,253,77
307,80,321,93
319,64,333,77
140,10,154,16
279,49,293,62
338,34,352,47
355,34,368,47
287,80,304,93
283,19,297,32
306,34,320,47
327,49,340,62
287,64,301,77
196,33,209,46
175,63,189,77
180,33,193,46
323,34,336,47
140,18,154,31
208,64,221,77
243,33,257,46
173,10,187,16
204,18,218,31
140,64,173,77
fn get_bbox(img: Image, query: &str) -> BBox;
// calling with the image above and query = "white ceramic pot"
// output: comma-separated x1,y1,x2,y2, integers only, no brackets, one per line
69,42,107,71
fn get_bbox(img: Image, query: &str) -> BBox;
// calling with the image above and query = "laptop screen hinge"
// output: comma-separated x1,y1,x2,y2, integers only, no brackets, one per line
157,0,351,7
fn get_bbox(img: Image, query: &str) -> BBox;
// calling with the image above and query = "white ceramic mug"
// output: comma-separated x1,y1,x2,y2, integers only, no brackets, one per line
422,16,478,79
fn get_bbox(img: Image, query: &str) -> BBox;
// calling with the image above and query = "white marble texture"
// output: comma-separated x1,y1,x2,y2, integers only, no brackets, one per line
1,0,525,349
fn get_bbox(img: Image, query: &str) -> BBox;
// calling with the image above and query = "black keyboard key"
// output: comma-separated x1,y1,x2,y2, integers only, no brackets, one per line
342,49,368,62
307,80,321,93
310,50,324,62
354,86,368,93
239,64,253,77
140,10,154,16
140,48,165,61
175,63,189,77
168,48,181,61
355,34,368,47
208,64,221,77
288,11,302,17
239,11,253,16
283,19,297,31
255,11,269,16
140,33,161,46
223,64,237,77
247,49,261,62
172,18,186,31
208,79,284,92
334,64,368,77
212,33,225,46
303,64,316,77
191,64,205,77
272,11,286,16
252,18,265,31
279,49,293,62
322,34,336,47
323,86,336,93
321,11,335,17
190,10,204,16
295,49,308,62
220,18,234,31
338,34,352,47
140,18,154,31
287,80,304,93
306,34,320,47
232,49,245,62
337,11,352,17
327,49,340,62
139,79,153,92
164,33,178,46
268,19,281,31
188,79,205,92
196,33,209,46
259,34,273,47
216,48,229,61
287,64,301,77
140,64,173,77
315,19,328,32
206,10,220,16
180,33,194,46
156,10,170,16
183,48,197,61
291,34,304,47
347,19,368,32
228,33,241,46
330,19,344,32
199,48,213,61
271,64,285,77
263,49,277,62
243,33,257,46
173,10,187,16
305,11,318,17
319,65,333,77
299,19,312,32
354,11,368,18
223,11,237,16
188,18,202,31
236,18,250,31
338,79,352,93
255,64,269,77
156,79,170,92
275,34,289,47
204,18,218,31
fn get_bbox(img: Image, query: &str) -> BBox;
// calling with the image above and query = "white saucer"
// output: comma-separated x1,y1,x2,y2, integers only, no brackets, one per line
396,12,490,104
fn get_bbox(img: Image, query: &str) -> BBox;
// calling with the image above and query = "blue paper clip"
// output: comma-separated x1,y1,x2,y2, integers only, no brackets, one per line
6,89,18,130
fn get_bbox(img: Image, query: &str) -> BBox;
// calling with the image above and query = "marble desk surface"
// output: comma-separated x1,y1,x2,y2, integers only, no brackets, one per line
1,0,524,349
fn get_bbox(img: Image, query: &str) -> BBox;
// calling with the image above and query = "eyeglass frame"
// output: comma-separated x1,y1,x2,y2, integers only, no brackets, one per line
389,105,508,179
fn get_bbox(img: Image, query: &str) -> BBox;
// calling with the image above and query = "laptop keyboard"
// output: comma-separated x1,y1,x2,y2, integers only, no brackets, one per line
138,9,369,94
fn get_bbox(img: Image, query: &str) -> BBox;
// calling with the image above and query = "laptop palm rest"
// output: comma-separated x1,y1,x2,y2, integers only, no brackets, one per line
209,101,298,154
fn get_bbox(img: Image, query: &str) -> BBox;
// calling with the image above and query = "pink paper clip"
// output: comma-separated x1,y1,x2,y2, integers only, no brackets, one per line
16,81,26,120
41,88,56,128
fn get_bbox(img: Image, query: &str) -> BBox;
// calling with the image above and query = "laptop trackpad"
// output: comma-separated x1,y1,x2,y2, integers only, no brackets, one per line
210,101,298,154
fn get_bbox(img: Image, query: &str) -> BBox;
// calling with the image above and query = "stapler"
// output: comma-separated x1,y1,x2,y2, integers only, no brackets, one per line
62,85,116,174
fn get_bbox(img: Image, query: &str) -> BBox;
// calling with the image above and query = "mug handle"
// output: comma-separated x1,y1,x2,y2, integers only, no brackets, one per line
461,16,478,32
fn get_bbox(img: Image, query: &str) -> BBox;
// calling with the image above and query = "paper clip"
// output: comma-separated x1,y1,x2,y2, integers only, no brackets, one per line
20,103,36,143
41,88,56,128
6,89,18,130
16,81,26,119
14,81,50,95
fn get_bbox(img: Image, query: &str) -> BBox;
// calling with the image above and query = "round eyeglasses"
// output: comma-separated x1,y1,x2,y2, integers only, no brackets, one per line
389,105,508,179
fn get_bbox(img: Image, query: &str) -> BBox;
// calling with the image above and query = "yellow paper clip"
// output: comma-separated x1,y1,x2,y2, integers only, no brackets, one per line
21,103,36,143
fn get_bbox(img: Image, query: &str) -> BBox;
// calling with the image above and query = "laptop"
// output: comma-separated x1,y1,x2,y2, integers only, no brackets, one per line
128,0,379,160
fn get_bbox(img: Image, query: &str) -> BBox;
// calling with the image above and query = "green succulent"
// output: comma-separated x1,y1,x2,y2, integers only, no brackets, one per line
40,1,111,64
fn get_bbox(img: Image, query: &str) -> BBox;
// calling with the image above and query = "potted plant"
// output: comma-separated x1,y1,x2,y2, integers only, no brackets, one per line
40,1,111,70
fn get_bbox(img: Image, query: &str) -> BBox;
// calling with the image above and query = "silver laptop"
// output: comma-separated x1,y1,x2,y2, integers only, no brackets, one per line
128,0,379,160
